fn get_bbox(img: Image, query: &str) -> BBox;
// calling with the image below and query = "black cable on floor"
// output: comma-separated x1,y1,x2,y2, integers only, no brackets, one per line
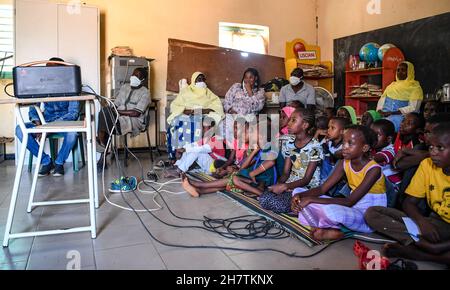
124,141,291,240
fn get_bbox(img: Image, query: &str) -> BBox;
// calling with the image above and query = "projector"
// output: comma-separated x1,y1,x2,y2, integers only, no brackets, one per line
13,65,82,98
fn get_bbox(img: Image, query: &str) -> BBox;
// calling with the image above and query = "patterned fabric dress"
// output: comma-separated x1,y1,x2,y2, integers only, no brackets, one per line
259,137,323,214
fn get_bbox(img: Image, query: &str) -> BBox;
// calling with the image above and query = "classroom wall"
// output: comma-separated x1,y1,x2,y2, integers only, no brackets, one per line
56,0,318,149
317,0,450,62
60,0,318,116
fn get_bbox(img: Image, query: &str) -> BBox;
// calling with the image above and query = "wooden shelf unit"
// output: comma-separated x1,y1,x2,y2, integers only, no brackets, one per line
345,47,405,115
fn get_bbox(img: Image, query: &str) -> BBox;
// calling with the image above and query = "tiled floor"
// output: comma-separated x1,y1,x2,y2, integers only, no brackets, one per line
0,156,445,270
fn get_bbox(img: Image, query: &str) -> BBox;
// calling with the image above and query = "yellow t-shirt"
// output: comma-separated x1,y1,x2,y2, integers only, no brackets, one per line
406,158,450,224
344,160,386,194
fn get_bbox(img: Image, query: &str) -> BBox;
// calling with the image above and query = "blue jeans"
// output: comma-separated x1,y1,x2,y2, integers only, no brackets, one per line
15,123,78,166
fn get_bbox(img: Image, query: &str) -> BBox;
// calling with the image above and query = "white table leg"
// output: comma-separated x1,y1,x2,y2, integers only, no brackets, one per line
85,101,97,239
27,132,47,213
3,128,28,247
91,102,99,209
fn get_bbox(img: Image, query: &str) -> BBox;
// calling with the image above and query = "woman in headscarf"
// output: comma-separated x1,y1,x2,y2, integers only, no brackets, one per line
377,61,424,132
166,72,224,162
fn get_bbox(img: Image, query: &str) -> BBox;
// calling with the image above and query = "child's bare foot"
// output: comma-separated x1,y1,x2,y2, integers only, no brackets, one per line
382,243,422,260
310,228,319,238
312,228,345,241
182,177,200,198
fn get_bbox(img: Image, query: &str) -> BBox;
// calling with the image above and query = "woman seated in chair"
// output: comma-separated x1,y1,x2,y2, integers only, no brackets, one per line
166,72,224,164
96,67,150,156
377,61,424,132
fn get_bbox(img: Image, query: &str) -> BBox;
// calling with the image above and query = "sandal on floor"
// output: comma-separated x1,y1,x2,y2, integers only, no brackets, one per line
354,241,390,270
387,259,418,271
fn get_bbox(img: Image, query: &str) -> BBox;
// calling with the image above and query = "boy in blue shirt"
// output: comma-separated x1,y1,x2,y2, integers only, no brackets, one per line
15,58,80,177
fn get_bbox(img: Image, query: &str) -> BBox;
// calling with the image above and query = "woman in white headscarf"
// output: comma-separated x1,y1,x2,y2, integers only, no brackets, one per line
166,72,224,161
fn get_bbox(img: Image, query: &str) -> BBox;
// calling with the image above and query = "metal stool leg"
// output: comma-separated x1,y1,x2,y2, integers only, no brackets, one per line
146,130,154,162
124,135,128,167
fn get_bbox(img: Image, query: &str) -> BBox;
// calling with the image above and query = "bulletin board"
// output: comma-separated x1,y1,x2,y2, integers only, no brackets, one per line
166,39,286,97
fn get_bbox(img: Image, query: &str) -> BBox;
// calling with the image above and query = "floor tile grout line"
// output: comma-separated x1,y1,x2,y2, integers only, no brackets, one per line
94,240,154,254
148,237,169,270
219,247,242,270
25,206,44,270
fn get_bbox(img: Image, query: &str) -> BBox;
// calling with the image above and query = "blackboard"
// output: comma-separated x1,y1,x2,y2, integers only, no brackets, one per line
334,12,450,107
167,39,286,97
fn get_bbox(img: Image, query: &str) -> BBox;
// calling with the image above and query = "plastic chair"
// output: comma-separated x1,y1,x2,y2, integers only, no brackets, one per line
27,133,86,173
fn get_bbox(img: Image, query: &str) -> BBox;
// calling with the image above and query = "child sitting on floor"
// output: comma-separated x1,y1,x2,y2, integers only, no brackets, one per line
175,117,227,174
324,107,337,121
361,110,382,128
394,113,450,212
337,106,358,125
277,107,296,177
422,100,440,121
365,122,450,265
393,112,425,154
371,119,402,207
213,119,251,179
230,120,279,196
313,116,330,142
259,108,323,214
182,120,254,197
320,117,352,196
279,107,296,136
291,125,387,241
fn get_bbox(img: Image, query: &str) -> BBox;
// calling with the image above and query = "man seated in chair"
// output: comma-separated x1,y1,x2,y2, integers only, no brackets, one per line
96,67,150,167
15,57,80,177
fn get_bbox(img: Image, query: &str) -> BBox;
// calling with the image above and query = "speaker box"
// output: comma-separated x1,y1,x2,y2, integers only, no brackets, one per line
13,65,82,98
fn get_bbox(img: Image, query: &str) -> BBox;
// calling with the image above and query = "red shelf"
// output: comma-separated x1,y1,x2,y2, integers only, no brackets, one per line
345,48,405,115
345,68,383,74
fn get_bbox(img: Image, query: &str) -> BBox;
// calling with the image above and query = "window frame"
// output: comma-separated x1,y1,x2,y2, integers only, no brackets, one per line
219,22,269,55
0,4,14,80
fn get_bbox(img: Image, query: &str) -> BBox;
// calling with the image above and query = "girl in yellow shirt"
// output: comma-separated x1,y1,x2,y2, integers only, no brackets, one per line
291,125,387,241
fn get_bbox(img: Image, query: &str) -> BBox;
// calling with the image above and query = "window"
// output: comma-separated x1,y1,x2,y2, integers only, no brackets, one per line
0,4,13,79
219,22,269,55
